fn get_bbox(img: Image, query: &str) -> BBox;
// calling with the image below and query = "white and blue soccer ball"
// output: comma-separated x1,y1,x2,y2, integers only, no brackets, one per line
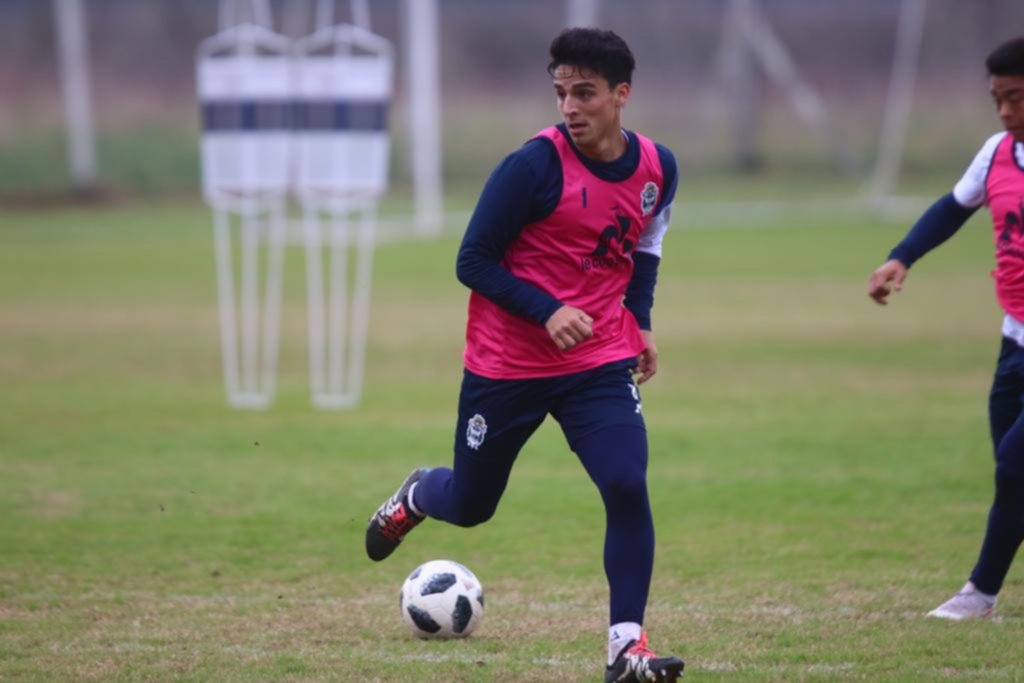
400,559,484,639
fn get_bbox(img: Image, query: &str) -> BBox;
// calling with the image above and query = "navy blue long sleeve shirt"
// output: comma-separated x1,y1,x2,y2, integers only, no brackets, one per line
889,193,979,267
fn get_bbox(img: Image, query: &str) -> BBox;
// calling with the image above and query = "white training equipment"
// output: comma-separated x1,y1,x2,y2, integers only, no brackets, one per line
293,24,393,409
197,17,290,410
197,0,393,410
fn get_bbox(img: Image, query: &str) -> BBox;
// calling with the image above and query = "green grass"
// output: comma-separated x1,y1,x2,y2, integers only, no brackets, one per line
2,197,1023,681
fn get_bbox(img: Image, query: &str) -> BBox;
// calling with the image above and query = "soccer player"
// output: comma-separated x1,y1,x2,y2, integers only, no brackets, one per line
868,36,1024,620
365,27,685,681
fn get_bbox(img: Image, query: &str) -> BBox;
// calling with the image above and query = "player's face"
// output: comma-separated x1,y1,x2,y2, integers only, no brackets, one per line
991,75,1024,141
552,65,630,157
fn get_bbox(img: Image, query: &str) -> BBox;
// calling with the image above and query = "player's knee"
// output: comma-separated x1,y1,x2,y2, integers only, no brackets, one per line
597,467,648,506
449,499,497,528
994,465,1024,508
995,439,1024,479
993,466,1024,527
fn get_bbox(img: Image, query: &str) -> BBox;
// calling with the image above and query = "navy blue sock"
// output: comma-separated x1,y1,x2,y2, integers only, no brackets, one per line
970,419,1024,595
970,470,1024,595
573,425,654,626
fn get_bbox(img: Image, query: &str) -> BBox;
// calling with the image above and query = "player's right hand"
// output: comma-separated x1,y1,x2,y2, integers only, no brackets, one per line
868,259,909,305
545,305,593,351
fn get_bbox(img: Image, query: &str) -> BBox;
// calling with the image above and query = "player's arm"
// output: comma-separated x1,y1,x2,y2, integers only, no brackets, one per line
869,194,977,304
869,134,998,305
626,145,677,383
456,141,591,349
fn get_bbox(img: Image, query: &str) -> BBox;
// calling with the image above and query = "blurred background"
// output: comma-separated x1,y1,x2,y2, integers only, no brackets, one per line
3,0,1024,207
8,4,1024,679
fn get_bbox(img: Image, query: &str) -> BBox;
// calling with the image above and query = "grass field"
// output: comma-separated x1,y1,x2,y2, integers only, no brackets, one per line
2,195,1023,681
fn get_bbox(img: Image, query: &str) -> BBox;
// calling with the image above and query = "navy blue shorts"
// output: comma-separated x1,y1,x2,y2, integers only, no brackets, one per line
454,358,645,461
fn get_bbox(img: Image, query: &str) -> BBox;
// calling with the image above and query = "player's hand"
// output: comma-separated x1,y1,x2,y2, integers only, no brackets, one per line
635,329,658,384
545,305,593,351
868,259,909,305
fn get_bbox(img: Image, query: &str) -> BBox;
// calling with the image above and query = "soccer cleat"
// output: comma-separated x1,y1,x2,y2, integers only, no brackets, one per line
605,631,685,682
926,582,997,621
365,468,429,562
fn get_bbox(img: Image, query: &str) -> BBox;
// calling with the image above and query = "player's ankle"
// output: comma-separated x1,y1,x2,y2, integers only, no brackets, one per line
406,482,425,518
608,621,642,666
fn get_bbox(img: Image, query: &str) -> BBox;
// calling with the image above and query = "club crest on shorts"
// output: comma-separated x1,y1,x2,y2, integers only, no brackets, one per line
640,181,659,217
466,414,488,450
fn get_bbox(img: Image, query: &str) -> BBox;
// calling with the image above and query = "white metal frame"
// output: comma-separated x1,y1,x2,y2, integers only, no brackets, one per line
716,0,857,174
404,0,444,235
53,0,97,188
198,14,290,410
293,21,394,409
198,0,394,410
565,0,599,27
868,0,928,201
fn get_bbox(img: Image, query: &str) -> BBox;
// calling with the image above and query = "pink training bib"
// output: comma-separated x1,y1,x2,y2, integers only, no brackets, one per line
463,127,665,379
986,133,1024,320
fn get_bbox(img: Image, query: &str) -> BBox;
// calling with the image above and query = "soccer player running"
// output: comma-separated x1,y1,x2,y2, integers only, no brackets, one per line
869,37,1024,620
365,28,684,681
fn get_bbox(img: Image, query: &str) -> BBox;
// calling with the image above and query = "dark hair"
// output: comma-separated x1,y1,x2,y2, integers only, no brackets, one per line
987,37,1024,76
547,28,636,87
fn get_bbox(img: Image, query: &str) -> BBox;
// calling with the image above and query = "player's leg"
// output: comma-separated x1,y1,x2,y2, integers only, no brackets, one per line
971,339,1024,587
930,336,1024,618
575,425,653,630
413,417,538,528
555,362,683,681
365,370,546,561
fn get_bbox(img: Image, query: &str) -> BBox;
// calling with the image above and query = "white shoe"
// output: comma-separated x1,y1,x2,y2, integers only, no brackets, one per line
926,582,997,621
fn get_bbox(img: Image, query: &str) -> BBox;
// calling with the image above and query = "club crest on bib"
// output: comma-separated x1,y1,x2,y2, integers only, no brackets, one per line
466,414,488,450
640,181,659,217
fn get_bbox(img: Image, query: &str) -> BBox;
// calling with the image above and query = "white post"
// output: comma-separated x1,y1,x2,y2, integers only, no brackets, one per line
869,0,928,200
251,0,273,29
283,0,313,38
304,207,328,401
743,1,858,173
214,209,241,400
405,0,444,236
566,0,599,27
724,0,760,171
351,0,371,31
53,0,97,189
220,0,274,31
240,211,262,393
326,214,350,398
315,0,333,31
345,206,377,404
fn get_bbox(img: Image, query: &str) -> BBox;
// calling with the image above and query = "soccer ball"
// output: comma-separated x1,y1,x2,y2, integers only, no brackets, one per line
400,559,484,639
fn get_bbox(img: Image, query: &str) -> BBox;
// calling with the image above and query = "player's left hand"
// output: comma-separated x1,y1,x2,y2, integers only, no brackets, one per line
868,259,908,305
635,330,657,384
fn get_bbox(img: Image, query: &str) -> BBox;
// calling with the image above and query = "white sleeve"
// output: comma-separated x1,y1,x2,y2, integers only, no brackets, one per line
952,132,1005,208
635,202,672,258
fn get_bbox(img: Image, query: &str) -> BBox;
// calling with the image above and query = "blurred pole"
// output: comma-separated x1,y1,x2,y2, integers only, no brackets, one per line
220,0,273,31
284,0,312,37
404,0,443,236
315,0,332,31
566,0,599,28
53,0,97,189
351,0,371,31
743,0,858,174
869,0,927,200
251,0,272,28
725,0,761,172
310,0,370,32
219,0,232,31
